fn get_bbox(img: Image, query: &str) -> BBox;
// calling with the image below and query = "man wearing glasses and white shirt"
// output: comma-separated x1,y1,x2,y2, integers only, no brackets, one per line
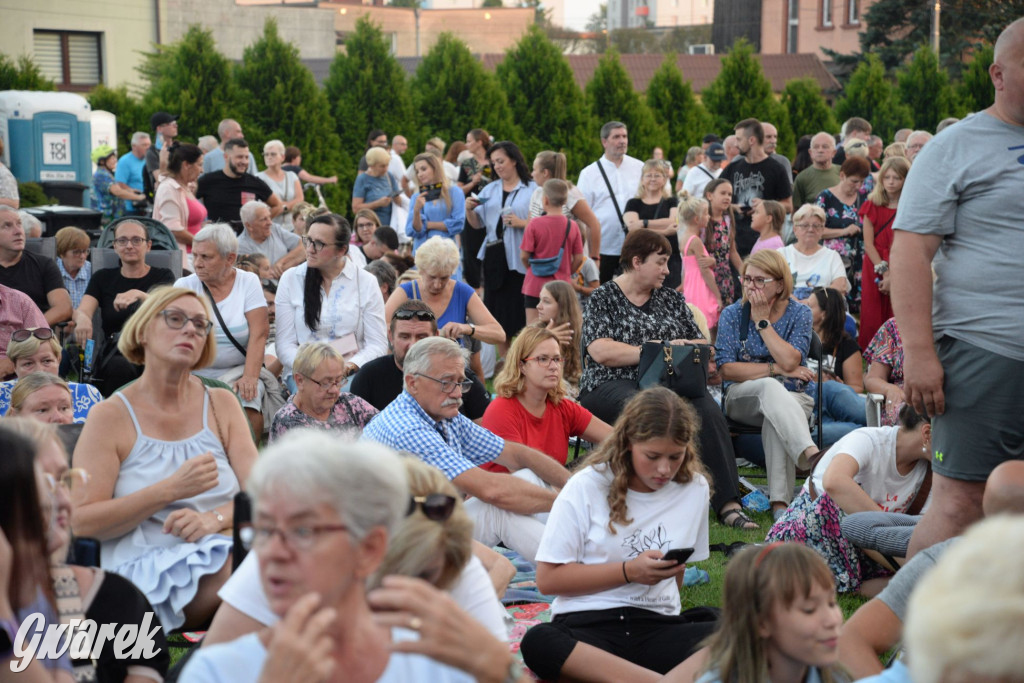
363,336,569,562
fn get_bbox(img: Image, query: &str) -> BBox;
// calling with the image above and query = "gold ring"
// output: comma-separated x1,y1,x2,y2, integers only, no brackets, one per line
409,616,423,631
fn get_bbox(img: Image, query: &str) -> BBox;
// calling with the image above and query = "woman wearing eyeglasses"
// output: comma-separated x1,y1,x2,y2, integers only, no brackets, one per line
0,328,101,422
779,203,850,301
269,342,377,442
55,226,92,309
72,287,258,632
715,249,818,520
482,327,610,471
276,213,388,388
72,220,175,396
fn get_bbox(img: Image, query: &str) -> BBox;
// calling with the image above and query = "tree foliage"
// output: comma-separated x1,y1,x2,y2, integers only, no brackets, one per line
585,49,667,161
137,26,239,142
700,39,781,136
781,78,838,144
896,45,959,130
645,54,713,162
835,54,913,143
236,19,341,203
957,44,994,114
87,85,148,154
0,54,55,91
495,25,597,177
410,33,517,148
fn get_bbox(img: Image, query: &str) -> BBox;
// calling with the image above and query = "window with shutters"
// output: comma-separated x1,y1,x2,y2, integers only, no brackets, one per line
33,31,102,91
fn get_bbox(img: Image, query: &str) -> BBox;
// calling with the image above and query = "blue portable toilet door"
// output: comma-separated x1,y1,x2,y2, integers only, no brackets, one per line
34,112,83,182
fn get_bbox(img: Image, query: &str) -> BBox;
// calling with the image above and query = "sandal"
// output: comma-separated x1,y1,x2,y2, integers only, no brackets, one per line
718,507,759,531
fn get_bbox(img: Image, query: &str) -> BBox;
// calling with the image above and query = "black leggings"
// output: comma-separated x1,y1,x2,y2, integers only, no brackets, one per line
580,379,742,515
520,607,716,680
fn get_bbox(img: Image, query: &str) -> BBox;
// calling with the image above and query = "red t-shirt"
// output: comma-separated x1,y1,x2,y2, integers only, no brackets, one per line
520,214,584,298
480,395,593,472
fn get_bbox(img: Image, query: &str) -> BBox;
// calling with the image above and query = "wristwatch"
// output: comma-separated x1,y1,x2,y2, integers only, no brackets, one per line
468,323,477,338
757,319,771,331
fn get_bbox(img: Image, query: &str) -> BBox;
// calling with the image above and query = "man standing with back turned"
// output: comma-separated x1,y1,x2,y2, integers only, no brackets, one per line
892,18,1024,558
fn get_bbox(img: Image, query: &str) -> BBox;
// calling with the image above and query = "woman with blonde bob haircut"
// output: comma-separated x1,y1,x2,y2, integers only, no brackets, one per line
0,328,101,422
482,327,611,472
72,286,258,631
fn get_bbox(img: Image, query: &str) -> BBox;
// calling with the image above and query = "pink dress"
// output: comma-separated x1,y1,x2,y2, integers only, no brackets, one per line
681,235,720,328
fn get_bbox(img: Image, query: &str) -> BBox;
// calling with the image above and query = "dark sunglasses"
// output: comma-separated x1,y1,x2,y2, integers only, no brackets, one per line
11,328,54,343
407,494,456,522
394,309,436,322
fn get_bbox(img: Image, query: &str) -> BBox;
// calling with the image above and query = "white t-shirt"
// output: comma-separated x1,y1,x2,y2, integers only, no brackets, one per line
182,629,474,683
528,184,583,220
779,244,850,292
681,163,720,200
219,552,508,641
536,464,710,617
175,271,267,375
577,155,644,256
806,426,929,513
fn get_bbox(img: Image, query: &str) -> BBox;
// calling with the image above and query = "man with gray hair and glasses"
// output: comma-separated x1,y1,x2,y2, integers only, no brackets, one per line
363,336,569,562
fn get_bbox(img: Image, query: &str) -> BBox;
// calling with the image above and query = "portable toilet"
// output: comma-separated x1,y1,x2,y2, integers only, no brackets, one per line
0,90,92,205
90,110,118,166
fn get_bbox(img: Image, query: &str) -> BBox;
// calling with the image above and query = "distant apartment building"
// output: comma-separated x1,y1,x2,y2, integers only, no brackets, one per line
608,0,714,31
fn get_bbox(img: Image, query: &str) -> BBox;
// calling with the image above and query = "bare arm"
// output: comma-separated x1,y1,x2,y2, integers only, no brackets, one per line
452,467,556,515
828,275,849,295
862,215,882,267
44,288,72,326
587,338,640,368
202,601,266,647
297,169,336,185
73,294,99,346
842,350,865,393
472,541,516,599
270,244,306,280
688,236,721,304
838,599,901,678
265,193,283,218
465,292,506,345
536,551,685,597
623,210,641,232
821,453,881,514
233,307,269,402
492,440,570,489
570,200,601,259
581,415,613,445
864,362,903,406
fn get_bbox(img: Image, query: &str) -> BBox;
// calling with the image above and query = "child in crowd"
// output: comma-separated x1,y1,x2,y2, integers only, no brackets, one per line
750,199,786,254
520,179,584,325
520,388,716,681
678,196,723,331
691,543,848,683
572,243,600,303
236,253,272,283
535,280,584,392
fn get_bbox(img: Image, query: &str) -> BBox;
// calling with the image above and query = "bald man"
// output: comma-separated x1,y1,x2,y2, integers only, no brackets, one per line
792,131,839,209
892,17,1024,559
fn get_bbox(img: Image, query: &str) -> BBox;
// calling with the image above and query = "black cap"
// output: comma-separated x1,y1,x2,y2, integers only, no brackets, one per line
706,143,727,161
703,134,722,144
150,112,179,129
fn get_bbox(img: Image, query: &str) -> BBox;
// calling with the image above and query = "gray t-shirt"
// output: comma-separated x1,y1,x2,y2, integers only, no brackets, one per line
894,112,1024,360
876,537,955,619
237,224,300,264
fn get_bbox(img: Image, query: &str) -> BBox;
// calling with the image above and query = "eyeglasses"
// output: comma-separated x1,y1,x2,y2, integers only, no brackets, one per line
301,236,342,253
794,223,824,231
393,309,436,322
415,373,472,394
113,237,149,247
523,355,564,367
159,309,214,336
300,373,344,391
643,172,665,179
741,276,776,288
407,494,457,521
43,468,89,494
11,328,54,343
245,523,349,552
69,249,89,257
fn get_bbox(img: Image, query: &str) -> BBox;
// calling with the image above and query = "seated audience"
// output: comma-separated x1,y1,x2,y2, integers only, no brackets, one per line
175,223,273,438
0,281,48,379
534,280,583,392
269,341,377,441
72,287,258,631
348,208,381,267
363,336,570,562
766,405,932,595
54,226,92,309
73,220,175,396
0,205,72,327
18,211,43,239
520,388,715,680
863,317,905,426
580,229,753,530
366,225,401,262
716,250,817,519
236,200,304,280
365,258,397,302
351,300,490,420
275,213,388,386
183,431,504,682
482,327,610,473
780,203,850,300
7,372,75,424
0,329,101,422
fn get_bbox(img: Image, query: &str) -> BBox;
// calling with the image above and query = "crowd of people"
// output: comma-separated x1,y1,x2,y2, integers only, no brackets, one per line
2,16,1024,682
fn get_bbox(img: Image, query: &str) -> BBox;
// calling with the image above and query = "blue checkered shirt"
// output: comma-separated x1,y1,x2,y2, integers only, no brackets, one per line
57,258,91,309
362,389,504,480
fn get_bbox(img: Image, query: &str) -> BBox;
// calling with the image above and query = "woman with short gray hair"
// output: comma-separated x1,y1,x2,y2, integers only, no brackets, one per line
258,139,304,230
175,222,275,438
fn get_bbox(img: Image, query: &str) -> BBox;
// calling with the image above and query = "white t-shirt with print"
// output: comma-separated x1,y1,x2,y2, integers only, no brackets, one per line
806,426,929,513
536,464,710,617
175,270,267,375
779,244,850,292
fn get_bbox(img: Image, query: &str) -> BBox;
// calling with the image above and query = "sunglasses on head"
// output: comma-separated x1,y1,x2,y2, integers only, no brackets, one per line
407,494,457,522
394,309,436,322
11,328,54,343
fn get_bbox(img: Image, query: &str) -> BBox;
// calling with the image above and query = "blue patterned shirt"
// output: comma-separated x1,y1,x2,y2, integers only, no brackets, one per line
362,389,504,480
0,380,102,423
57,258,92,309
715,298,814,394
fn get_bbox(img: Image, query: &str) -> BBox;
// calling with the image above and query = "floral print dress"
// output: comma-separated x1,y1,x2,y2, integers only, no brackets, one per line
815,188,863,313
863,317,904,426
706,213,736,305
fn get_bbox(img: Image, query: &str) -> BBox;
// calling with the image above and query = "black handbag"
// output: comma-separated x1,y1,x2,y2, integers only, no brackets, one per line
637,341,709,399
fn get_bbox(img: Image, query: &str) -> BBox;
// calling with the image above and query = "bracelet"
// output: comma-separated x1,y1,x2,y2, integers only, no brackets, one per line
768,361,775,377
622,561,631,584
874,260,889,275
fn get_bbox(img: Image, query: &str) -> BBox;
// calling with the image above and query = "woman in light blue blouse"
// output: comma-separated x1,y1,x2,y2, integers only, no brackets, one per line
716,249,818,519
465,140,536,353
406,153,466,281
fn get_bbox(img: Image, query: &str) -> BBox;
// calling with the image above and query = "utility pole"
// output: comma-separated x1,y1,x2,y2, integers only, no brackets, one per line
932,0,941,57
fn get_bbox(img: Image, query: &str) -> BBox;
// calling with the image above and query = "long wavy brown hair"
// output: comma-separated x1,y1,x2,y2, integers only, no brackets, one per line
534,281,583,387
582,387,710,533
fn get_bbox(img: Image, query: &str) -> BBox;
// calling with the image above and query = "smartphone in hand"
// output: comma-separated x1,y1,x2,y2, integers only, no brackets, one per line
662,547,695,565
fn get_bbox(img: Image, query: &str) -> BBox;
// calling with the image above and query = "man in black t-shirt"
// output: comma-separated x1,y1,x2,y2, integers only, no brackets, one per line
0,206,72,325
350,300,490,421
195,138,282,234
720,118,793,258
